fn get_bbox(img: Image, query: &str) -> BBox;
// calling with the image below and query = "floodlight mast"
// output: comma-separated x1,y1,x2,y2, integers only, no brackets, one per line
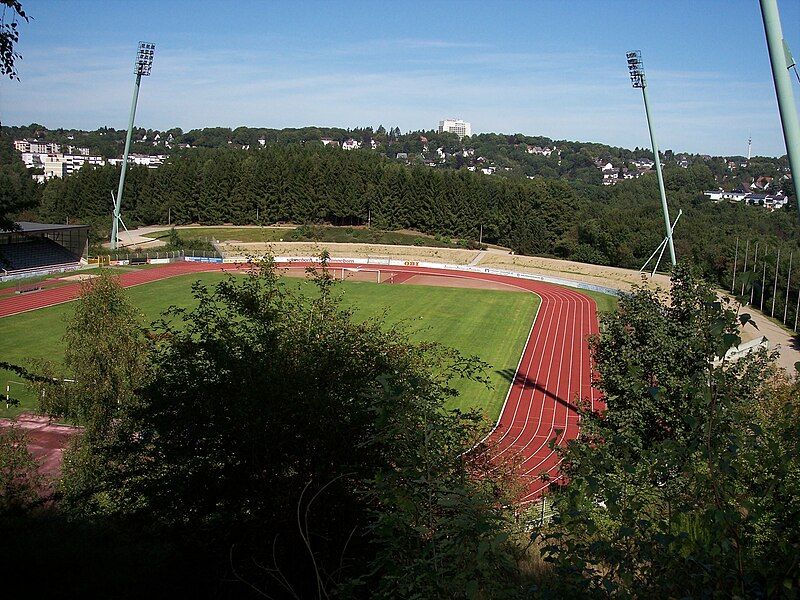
111,42,155,250
627,50,676,267
759,0,800,217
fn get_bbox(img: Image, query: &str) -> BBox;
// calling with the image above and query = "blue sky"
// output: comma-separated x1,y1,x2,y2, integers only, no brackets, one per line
2,0,799,156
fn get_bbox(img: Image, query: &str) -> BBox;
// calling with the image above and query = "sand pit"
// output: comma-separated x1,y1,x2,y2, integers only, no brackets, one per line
59,273,98,282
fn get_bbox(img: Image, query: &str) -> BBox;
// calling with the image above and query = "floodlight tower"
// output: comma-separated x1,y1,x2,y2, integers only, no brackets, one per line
111,41,155,249
627,50,676,267
759,0,800,217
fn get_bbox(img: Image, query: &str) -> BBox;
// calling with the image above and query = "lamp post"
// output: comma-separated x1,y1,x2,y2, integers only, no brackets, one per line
111,41,155,249
627,50,676,266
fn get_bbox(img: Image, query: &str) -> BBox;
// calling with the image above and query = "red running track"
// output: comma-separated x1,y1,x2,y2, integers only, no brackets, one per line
0,261,599,501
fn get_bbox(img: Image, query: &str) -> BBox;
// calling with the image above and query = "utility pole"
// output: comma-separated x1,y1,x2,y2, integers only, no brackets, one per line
741,240,750,297
750,242,760,304
761,252,768,312
772,248,781,317
759,0,800,215
111,42,155,249
784,252,793,323
627,50,676,266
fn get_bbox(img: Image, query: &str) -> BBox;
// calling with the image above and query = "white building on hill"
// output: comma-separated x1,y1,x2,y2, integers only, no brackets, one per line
438,118,472,139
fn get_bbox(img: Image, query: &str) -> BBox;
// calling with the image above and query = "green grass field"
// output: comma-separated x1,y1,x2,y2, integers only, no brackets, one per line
148,225,462,248
0,273,541,421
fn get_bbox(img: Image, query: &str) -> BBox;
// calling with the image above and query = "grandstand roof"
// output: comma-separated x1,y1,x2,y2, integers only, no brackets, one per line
0,221,89,235
2,221,89,234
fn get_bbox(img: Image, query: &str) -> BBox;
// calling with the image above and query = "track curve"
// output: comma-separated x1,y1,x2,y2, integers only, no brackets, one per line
0,261,600,500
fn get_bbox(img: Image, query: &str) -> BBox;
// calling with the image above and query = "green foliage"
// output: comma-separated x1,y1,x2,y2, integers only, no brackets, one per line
38,271,148,439
540,264,800,597
156,227,215,252
0,131,40,232
51,257,527,597
0,1,28,80
0,423,41,512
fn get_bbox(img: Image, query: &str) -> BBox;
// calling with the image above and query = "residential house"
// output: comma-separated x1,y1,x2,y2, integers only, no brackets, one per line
342,139,361,151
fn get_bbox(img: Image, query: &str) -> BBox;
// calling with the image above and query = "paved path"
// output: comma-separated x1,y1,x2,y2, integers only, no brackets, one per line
469,250,487,266
735,298,800,373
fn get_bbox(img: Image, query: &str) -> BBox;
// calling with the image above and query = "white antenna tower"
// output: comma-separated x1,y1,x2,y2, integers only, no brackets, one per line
747,132,752,160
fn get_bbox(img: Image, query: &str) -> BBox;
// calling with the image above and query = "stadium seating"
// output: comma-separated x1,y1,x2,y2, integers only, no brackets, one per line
0,237,81,272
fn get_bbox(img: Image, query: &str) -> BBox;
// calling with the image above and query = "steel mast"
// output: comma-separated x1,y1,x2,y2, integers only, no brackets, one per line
627,50,676,267
111,41,155,249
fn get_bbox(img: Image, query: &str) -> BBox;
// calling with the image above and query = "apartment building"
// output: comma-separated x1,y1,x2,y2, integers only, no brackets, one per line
437,118,472,139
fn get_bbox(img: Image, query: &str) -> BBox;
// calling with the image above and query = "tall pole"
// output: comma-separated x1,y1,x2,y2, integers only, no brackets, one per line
741,240,750,296
784,252,793,323
731,237,739,293
759,0,800,214
111,73,141,249
111,41,155,249
772,248,781,317
761,252,768,312
795,285,800,331
750,242,759,304
640,83,676,266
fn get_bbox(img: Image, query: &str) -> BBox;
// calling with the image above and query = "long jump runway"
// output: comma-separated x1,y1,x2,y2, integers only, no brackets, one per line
0,261,599,502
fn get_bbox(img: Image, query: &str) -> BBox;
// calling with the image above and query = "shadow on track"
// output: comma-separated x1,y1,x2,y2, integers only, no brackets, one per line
495,368,580,413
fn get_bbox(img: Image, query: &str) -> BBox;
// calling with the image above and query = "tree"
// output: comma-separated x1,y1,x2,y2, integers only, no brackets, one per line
540,264,800,597
0,131,39,231
0,1,27,80
39,271,148,440
53,257,527,597
0,423,41,512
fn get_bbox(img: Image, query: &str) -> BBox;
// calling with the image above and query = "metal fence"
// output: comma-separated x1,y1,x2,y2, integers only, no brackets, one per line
101,249,222,263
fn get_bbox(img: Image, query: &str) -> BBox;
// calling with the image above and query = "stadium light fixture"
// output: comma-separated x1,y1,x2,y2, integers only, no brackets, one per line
135,41,155,76
111,41,156,249
627,50,676,269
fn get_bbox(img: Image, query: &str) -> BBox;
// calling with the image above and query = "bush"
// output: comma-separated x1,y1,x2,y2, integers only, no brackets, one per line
0,424,41,512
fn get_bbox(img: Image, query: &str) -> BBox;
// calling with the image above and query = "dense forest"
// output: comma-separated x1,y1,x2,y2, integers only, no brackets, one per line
4,122,791,187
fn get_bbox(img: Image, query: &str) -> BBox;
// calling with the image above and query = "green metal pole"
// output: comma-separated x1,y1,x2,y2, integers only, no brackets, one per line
641,83,676,266
111,73,142,249
760,0,800,214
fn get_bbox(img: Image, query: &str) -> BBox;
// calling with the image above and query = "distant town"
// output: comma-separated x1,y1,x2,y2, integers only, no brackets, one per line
8,117,793,211
13,138,167,182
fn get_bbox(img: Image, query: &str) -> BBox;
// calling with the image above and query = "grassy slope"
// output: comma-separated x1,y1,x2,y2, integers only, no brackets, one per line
0,272,540,422
149,226,461,247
